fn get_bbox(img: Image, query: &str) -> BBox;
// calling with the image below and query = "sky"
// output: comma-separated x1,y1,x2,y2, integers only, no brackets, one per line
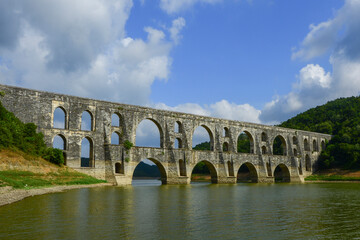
1,0,360,148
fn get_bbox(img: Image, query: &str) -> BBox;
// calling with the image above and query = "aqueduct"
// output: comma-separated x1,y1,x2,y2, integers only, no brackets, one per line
0,84,331,185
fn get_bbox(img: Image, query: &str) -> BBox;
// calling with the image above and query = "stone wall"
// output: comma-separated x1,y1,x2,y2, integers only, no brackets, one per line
0,84,332,184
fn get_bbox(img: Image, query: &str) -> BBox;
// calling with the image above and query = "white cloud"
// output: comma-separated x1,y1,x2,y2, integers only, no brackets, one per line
160,0,222,14
0,0,184,105
261,0,360,124
169,17,186,44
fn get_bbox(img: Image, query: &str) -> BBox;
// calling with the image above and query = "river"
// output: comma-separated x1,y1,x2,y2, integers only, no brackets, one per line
1,181,360,239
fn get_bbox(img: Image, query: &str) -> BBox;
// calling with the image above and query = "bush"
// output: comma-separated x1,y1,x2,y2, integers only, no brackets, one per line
124,140,133,150
43,148,64,166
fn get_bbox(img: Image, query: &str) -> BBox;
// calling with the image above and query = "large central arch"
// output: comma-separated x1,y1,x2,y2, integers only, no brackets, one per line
132,158,167,184
237,162,258,183
192,125,214,151
135,118,164,148
191,160,218,183
274,164,290,182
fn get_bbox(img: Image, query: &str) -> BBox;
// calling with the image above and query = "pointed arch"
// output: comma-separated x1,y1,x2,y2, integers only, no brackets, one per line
223,127,230,137
81,137,94,167
135,118,164,148
111,112,123,127
237,162,258,183
111,132,121,145
304,138,310,151
132,158,167,184
191,160,218,183
223,142,229,152
192,125,214,151
237,130,254,153
174,121,182,133
81,110,94,131
305,154,311,171
273,135,287,156
179,159,186,176
321,140,326,151
261,146,267,154
115,162,124,174
313,139,318,152
53,107,67,129
53,134,66,150
293,136,298,145
274,164,290,182
261,132,267,142
174,138,182,149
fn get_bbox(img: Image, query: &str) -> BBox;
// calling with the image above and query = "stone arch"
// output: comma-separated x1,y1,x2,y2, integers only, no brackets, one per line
223,127,230,137
192,124,214,151
53,134,66,150
178,159,186,176
135,118,164,148
313,139,318,152
237,162,258,183
298,159,303,175
191,160,218,183
223,142,229,152
321,140,326,151
81,110,94,131
293,148,298,156
111,112,123,127
53,106,67,129
293,136,298,145
227,161,234,176
132,158,167,184
266,161,272,176
304,138,310,151
115,162,123,174
111,131,121,145
174,138,182,149
261,146,267,154
261,132,267,142
274,164,290,182
305,154,311,171
53,134,67,166
273,135,287,156
237,130,254,153
174,121,182,133
81,136,94,167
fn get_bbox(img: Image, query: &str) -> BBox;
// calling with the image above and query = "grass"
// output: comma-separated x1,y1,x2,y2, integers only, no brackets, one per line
0,170,106,189
305,175,360,181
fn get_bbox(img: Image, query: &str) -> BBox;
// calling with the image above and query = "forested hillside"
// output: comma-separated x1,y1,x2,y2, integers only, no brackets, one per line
280,96,360,169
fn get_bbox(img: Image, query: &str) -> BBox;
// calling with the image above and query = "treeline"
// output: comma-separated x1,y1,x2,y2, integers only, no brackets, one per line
0,100,64,165
280,96,360,169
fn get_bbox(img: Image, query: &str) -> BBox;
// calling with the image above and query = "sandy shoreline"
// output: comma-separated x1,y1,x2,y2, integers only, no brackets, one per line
0,183,113,207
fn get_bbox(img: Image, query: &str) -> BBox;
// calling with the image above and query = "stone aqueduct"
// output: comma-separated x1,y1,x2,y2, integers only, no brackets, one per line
0,84,331,185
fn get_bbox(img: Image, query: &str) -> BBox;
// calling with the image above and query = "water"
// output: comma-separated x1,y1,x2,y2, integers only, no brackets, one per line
1,181,360,240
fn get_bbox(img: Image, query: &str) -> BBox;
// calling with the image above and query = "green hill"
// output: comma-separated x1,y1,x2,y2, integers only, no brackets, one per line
280,96,360,169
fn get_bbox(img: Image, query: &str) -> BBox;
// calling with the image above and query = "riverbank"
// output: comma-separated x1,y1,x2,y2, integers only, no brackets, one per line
0,183,112,207
305,169,360,182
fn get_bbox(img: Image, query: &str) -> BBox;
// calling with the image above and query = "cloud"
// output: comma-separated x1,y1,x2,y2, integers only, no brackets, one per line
160,0,222,14
154,99,261,123
261,0,360,124
0,0,184,105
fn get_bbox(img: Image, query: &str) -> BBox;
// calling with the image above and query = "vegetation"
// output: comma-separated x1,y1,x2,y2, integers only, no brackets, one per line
123,140,133,150
280,96,360,170
0,101,64,165
305,175,360,181
0,170,106,189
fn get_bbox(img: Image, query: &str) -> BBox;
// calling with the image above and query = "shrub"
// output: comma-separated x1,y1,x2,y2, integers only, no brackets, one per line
124,140,133,150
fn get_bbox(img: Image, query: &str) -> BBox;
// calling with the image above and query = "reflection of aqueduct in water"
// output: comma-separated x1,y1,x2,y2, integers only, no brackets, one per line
0,84,331,185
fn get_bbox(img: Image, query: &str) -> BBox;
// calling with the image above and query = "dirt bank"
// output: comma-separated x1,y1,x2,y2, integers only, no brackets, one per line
0,183,112,207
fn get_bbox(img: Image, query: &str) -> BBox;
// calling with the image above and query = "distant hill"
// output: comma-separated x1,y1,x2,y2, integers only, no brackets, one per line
280,96,360,169
133,162,161,178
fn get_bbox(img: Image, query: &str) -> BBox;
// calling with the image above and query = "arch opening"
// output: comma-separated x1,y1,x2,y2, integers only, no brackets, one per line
223,142,229,152
237,131,254,153
81,111,93,131
223,127,230,137
174,138,182,149
273,135,287,156
304,138,310,151
111,132,120,145
115,162,124,174
313,139,318,152
262,146,267,154
81,137,94,167
179,159,186,176
274,164,290,182
298,159,303,175
111,113,121,127
53,107,66,129
266,161,272,176
293,136,298,145
174,121,182,133
305,154,311,171
191,160,218,183
293,148,298,156
227,161,234,177
132,159,167,185
53,134,66,150
321,140,326,151
237,162,258,183
135,119,163,148
192,125,214,151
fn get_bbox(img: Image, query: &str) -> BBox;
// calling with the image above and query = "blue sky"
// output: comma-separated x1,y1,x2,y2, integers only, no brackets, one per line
1,0,360,127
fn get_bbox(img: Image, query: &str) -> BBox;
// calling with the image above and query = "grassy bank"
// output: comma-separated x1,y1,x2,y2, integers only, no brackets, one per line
305,169,360,182
0,149,106,189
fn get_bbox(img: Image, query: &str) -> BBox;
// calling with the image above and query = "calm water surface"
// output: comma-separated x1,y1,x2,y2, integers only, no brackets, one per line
1,181,360,240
